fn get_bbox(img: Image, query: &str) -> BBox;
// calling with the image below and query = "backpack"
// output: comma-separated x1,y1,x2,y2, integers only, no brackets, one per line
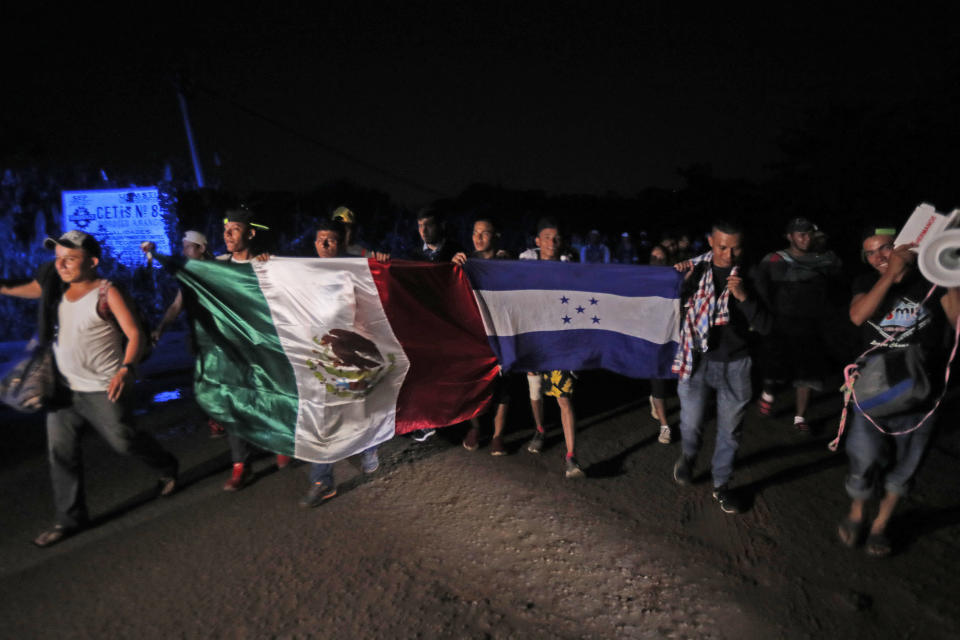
95,280,154,364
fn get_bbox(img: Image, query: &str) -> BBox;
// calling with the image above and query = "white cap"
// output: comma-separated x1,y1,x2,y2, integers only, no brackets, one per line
183,230,208,248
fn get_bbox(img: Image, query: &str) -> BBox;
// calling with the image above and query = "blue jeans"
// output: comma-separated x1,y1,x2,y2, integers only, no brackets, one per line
46,391,178,529
677,357,752,488
309,446,378,486
844,410,935,500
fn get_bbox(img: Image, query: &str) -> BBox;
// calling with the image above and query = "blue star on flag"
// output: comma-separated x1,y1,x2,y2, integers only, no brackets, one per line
560,296,570,304
592,316,600,324
576,305,585,313
562,315,572,324
589,297,599,305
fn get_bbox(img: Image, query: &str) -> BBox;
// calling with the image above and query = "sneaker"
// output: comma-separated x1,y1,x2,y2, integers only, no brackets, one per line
490,436,507,456
299,481,337,508
361,449,380,474
526,430,545,454
412,428,436,442
658,425,672,444
276,454,292,469
793,417,810,432
208,418,226,439
712,485,744,514
673,455,693,486
564,456,585,478
462,427,480,451
223,463,252,492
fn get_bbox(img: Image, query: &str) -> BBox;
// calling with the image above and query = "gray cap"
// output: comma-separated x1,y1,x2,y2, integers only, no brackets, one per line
44,230,102,258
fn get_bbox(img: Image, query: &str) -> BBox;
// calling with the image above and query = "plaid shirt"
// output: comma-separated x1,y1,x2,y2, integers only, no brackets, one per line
671,252,738,380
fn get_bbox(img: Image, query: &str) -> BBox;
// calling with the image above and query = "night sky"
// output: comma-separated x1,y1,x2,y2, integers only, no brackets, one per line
5,6,957,206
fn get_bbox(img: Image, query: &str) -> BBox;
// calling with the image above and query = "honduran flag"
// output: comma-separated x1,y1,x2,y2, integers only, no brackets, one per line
170,257,499,464
462,260,682,379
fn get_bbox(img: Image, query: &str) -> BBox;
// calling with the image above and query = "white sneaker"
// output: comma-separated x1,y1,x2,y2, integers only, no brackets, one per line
658,425,671,444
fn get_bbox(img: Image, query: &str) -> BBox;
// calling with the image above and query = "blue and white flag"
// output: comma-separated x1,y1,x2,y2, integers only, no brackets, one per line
462,260,682,378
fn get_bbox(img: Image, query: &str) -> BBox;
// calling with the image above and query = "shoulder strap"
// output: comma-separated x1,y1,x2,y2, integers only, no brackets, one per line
96,279,114,322
775,250,794,263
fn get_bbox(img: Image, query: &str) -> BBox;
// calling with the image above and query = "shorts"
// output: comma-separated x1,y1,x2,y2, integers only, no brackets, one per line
542,370,575,398
649,377,675,400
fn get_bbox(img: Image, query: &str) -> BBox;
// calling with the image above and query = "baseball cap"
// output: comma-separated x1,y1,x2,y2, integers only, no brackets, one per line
331,206,356,224
183,230,208,247
44,230,102,259
785,217,818,233
223,207,269,230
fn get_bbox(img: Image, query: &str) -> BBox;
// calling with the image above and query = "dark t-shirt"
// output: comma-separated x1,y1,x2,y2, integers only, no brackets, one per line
410,239,463,263
851,269,945,357
753,250,844,329
679,262,773,362
851,270,949,397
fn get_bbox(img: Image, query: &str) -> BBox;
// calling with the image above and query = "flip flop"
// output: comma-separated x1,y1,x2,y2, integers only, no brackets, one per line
865,532,893,557
837,517,865,548
33,524,75,548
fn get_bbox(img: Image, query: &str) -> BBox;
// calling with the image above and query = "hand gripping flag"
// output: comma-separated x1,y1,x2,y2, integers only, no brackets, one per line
462,260,682,378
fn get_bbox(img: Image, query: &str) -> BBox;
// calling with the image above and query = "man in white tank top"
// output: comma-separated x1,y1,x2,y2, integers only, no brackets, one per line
1,231,179,547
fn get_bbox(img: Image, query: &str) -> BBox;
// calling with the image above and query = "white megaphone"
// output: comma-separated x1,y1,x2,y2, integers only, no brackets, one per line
919,227,960,287
895,204,960,287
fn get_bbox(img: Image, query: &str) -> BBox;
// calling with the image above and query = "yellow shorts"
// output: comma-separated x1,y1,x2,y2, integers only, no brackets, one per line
542,370,575,398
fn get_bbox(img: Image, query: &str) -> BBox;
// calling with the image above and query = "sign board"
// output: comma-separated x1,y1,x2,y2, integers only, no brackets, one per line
61,188,172,266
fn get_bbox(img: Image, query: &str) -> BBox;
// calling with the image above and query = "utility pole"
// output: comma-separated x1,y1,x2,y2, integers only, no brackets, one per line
175,73,206,188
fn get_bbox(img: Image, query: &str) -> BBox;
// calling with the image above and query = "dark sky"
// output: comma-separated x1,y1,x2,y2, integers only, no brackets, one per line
6,5,957,206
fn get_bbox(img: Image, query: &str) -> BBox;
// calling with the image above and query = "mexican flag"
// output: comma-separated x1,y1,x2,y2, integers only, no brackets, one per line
171,257,499,464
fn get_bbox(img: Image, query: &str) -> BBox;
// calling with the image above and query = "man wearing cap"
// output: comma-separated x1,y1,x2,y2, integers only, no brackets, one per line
1,230,179,547
150,230,212,344
752,217,843,431
837,226,960,556
214,208,293,489
331,205,369,257
144,230,225,438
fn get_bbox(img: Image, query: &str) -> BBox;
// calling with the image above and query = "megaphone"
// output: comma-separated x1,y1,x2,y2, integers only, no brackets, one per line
919,228,960,287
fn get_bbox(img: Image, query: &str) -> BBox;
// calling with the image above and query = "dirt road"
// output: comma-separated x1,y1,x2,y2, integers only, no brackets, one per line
1,361,958,639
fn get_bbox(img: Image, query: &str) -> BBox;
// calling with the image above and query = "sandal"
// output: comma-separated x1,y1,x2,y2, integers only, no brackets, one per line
33,524,75,548
865,532,893,557
837,517,865,548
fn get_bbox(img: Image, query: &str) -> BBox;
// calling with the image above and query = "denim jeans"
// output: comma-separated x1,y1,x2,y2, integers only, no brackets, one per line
844,409,935,500
46,391,178,528
677,356,752,488
308,446,378,486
